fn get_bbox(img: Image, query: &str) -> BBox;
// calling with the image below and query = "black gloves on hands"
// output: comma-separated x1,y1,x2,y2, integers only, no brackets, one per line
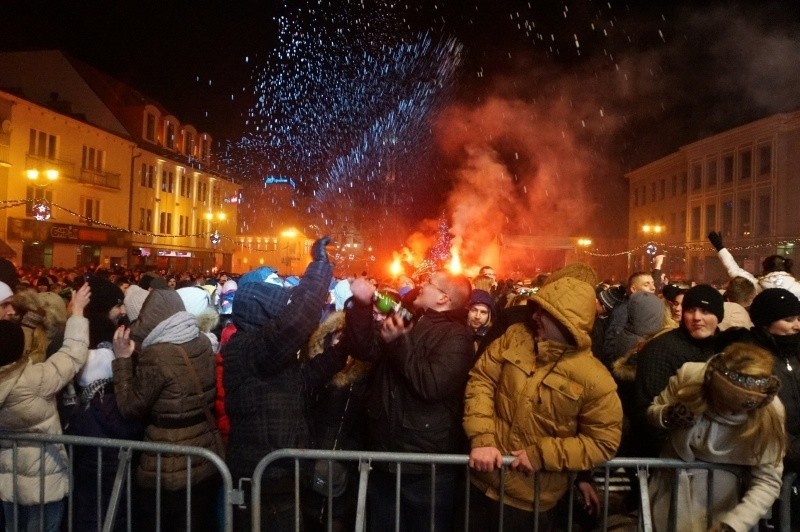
708,231,725,252
312,236,332,263
662,403,696,430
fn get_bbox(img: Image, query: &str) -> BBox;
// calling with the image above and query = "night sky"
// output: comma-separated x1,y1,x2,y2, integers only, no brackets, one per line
2,0,800,269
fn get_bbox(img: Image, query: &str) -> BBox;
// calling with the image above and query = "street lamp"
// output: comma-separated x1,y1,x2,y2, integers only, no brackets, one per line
640,224,664,270
205,210,226,246
26,168,59,221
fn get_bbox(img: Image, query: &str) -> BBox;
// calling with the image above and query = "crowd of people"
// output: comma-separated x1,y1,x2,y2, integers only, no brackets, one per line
0,229,798,531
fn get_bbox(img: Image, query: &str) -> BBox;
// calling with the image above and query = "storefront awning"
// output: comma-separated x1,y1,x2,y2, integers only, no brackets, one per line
0,239,16,259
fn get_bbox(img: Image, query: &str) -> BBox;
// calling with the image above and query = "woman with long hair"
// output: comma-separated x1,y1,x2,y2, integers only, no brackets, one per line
647,342,786,532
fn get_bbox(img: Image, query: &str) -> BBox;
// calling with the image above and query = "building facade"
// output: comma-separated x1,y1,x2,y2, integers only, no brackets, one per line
0,50,239,273
628,111,800,283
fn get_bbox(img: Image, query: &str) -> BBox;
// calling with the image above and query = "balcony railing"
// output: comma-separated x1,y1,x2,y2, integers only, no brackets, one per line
78,167,121,189
25,153,75,180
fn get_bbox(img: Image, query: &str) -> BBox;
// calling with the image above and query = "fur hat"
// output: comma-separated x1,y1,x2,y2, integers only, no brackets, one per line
749,288,800,328
85,277,124,317
232,282,290,332
34,291,68,339
123,285,149,322
681,284,724,323
469,289,496,321
0,320,25,366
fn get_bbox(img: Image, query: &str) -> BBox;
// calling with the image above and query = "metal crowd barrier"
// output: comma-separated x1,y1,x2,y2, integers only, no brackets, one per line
0,433,793,532
248,450,792,532
0,432,235,532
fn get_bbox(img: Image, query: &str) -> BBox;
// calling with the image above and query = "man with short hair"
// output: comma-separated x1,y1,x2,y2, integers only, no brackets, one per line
632,284,729,457
346,270,474,531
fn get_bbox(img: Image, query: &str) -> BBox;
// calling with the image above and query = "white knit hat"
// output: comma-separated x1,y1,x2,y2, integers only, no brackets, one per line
0,281,12,303
177,286,212,316
124,285,149,322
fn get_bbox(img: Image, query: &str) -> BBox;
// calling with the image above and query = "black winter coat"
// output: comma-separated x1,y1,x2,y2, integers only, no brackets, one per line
344,300,474,472
65,382,143,531
739,328,800,472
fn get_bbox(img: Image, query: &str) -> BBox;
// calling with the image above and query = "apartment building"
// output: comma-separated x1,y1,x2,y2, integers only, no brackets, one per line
0,50,239,272
627,110,800,282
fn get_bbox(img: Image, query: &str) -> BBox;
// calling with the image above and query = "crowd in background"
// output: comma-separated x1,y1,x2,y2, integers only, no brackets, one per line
0,230,798,531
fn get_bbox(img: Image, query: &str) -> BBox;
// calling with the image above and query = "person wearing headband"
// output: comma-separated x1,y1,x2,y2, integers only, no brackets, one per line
647,342,786,532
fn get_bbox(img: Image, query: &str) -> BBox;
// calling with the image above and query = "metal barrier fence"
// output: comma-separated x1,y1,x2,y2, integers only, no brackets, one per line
0,433,794,532
249,450,793,532
0,432,235,532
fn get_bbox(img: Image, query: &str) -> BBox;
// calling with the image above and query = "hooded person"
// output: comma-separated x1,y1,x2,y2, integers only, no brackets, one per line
468,288,496,355
0,284,91,532
222,237,348,531
464,262,623,528
111,289,220,531
612,291,676,371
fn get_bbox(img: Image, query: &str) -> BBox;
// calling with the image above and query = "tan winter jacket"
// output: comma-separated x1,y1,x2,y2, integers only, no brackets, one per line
464,275,623,512
0,315,89,504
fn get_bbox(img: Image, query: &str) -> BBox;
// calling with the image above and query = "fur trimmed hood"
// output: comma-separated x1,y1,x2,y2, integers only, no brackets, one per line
306,311,372,388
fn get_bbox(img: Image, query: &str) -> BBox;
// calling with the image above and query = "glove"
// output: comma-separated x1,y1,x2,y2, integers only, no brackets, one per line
311,236,332,263
662,403,696,430
708,231,725,252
